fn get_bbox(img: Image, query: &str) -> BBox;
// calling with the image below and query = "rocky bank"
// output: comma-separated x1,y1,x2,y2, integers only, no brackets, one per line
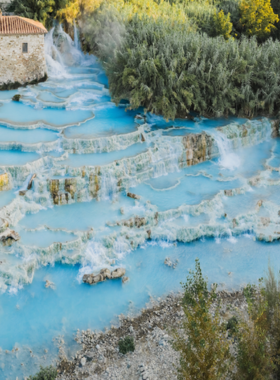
56,290,247,380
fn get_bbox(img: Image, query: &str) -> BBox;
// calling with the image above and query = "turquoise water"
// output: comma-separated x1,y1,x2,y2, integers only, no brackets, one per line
62,142,152,167
0,151,40,165
0,28,280,379
0,102,93,128
17,195,144,231
2,238,280,379
64,107,138,138
0,125,59,143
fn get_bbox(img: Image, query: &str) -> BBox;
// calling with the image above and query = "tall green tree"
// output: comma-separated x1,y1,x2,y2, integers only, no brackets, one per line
7,0,70,27
7,0,54,25
173,259,232,380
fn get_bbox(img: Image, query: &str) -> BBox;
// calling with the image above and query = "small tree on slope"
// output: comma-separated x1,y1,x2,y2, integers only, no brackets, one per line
173,259,232,380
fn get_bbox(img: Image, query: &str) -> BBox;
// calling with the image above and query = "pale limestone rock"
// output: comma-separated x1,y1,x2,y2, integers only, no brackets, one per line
111,268,126,279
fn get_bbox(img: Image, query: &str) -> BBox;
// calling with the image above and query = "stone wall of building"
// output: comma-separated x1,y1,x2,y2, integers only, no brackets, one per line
0,33,47,87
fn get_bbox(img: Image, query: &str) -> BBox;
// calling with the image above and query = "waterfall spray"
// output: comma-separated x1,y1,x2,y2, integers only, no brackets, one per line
74,21,82,52
214,131,241,171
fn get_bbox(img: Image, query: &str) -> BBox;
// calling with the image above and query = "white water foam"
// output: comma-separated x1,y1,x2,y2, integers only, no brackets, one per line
214,132,241,171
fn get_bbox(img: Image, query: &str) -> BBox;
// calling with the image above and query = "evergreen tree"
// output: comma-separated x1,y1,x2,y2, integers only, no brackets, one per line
7,0,54,25
7,0,69,27
173,259,232,380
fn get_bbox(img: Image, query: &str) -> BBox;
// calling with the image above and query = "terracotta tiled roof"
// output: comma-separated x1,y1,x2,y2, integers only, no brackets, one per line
0,16,48,35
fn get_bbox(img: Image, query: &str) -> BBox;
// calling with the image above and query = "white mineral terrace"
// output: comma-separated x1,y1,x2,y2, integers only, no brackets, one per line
0,25,280,379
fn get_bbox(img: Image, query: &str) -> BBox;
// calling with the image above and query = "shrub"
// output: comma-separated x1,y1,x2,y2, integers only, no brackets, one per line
239,0,279,39
233,279,276,380
28,365,57,380
234,317,275,380
12,94,21,102
263,266,280,377
118,336,135,354
173,259,232,380
226,316,238,337
102,16,280,119
210,9,233,39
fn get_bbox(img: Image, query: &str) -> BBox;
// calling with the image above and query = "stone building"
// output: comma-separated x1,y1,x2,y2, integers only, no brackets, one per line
0,15,48,89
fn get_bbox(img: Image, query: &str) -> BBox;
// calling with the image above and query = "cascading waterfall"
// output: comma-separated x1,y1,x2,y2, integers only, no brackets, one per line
0,26,280,380
214,131,241,171
74,20,82,51
44,27,67,77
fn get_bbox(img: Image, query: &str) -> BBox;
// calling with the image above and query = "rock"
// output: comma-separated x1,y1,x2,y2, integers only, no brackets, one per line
257,200,263,207
271,119,280,138
0,218,9,234
45,280,55,289
27,174,36,190
64,178,77,199
0,173,11,192
134,114,145,125
164,257,172,267
134,216,146,228
111,268,126,279
19,190,27,196
0,229,20,245
92,274,104,284
82,273,104,285
80,357,86,366
224,189,233,196
12,94,21,102
122,276,129,284
164,257,178,269
100,268,112,279
127,192,140,200
83,268,125,284
260,217,270,227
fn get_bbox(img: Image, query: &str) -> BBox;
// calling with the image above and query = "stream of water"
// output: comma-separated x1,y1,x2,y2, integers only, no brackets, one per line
0,26,280,379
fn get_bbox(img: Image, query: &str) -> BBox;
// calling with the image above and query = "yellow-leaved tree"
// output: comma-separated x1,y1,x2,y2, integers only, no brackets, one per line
58,0,189,26
239,0,279,39
211,9,233,39
57,0,105,23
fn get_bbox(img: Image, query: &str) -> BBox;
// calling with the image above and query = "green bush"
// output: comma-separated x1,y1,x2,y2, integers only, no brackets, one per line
7,0,69,27
226,316,238,337
12,94,21,102
102,16,280,120
173,259,232,380
28,365,57,380
118,336,135,355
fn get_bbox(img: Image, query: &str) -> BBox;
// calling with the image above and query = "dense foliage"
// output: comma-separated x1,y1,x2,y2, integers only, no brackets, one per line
174,261,280,380
99,17,280,119
239,0,279,39
7,0,69,27
7,0,280,118
118,336,135,354
28,365,57,380
173,259,232,379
